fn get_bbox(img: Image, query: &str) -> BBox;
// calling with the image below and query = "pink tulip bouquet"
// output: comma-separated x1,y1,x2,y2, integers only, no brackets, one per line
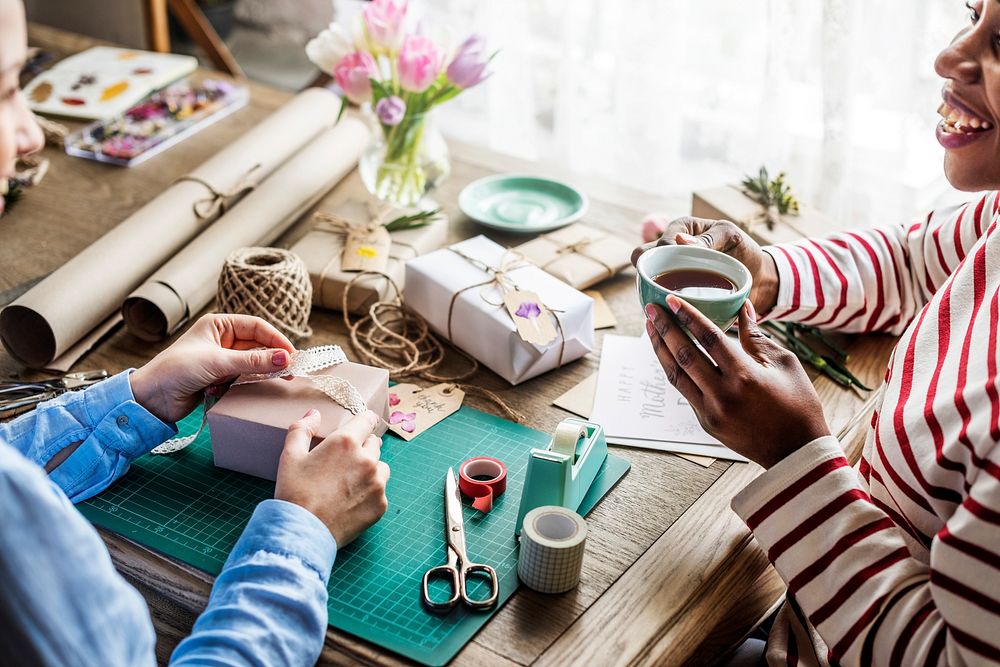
306,0,493,206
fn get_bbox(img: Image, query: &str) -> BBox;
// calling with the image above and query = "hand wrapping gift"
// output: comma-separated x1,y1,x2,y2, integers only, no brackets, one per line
207,347,390,481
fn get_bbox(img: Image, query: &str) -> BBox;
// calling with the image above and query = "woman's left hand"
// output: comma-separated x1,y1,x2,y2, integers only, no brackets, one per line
644,296,831,468
129,314,296,424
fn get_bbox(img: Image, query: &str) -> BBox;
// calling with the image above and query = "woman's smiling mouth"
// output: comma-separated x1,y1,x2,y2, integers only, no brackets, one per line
936,91,995,149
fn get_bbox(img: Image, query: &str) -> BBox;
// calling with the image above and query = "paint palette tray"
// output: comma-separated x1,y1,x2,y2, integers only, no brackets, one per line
65,77,249,166
24,46,197,120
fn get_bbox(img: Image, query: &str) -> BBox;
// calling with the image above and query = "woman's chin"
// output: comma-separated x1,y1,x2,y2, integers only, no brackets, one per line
943,154,1000,192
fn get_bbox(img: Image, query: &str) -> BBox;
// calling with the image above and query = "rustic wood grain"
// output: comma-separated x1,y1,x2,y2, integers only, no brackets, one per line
535,336,896,667
2,26,898,667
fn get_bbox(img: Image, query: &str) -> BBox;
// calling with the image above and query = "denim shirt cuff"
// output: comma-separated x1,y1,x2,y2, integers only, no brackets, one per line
228,499,338,584
84,370,177,460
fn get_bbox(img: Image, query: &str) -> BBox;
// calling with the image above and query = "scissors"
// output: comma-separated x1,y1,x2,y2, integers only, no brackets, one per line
0,370,109,418
421,467,500,612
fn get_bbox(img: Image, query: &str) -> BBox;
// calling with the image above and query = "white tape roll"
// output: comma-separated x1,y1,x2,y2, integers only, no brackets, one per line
551,421,587,459
517,505,588,594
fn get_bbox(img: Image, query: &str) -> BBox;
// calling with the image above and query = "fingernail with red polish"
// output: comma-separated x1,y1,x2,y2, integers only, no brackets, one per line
272,350,289,367
667,295,681,313
304,408,319,418
644,304,658,320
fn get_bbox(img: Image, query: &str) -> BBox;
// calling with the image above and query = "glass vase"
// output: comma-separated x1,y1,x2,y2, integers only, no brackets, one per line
359,111,451,208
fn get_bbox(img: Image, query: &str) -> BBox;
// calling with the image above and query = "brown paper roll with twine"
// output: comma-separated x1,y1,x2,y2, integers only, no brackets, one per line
217,247,314,339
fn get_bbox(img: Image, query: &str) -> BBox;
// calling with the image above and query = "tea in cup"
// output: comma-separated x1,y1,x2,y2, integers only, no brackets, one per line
636,245,752,330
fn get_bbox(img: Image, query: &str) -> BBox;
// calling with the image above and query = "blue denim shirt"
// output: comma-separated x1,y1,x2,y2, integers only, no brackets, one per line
0,371,337,666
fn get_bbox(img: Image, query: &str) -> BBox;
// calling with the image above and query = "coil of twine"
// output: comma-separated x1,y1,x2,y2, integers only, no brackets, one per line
217,247,314,339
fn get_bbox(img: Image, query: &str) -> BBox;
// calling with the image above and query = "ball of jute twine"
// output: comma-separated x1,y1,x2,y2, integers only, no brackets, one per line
218,247,314,339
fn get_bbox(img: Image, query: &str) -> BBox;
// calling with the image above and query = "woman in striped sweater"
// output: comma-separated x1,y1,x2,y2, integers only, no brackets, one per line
634,2,1000,665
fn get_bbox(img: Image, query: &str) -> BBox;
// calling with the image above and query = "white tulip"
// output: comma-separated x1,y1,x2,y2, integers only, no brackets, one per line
305,23,355,74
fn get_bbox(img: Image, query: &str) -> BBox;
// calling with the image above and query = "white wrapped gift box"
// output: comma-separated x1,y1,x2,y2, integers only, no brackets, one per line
405,235,594,385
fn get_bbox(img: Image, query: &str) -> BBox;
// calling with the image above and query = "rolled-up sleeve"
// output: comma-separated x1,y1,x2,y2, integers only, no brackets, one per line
0,371,175,502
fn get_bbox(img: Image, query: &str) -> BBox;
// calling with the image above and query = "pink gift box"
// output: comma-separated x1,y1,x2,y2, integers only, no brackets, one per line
207,361,389,481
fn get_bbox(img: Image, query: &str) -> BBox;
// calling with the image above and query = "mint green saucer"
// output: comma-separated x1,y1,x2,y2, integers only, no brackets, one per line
458,175,588,233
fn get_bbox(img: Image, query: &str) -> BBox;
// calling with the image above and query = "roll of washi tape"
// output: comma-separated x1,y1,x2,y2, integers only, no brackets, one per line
458,456,507,513
518,505,587,594
551,421,587,459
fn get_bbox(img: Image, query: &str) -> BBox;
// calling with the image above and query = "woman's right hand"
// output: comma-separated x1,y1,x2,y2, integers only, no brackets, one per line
274,409,389,548
631,216,781,315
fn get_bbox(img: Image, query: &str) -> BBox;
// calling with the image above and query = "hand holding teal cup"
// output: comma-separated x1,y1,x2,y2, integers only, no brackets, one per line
636,245,753,330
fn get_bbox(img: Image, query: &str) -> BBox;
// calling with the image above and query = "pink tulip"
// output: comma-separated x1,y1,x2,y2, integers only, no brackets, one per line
446,35,491,89
397,35,443,93
363,0,407,53
640,215,668,243
334,51,378,105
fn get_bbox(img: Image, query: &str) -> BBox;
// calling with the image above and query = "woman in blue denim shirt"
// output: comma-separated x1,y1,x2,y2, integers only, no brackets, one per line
0,1,390,664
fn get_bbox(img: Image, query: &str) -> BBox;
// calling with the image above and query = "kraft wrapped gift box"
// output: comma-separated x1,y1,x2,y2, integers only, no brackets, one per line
290,199,448,314
207,361,389,481
691,185,843,246
405,235,595,385
514,223,633,289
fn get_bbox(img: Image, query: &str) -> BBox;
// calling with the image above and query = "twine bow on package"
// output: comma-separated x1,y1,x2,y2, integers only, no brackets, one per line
514,223,633,290
404,235,594,385
290,199,448,314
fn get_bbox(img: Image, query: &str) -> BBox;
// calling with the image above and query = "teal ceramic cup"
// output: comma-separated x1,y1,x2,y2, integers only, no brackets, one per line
636,245,753,330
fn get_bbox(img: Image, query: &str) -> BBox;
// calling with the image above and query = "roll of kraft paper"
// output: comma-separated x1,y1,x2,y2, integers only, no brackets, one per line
518,506,587,594
458,456,507,513
0,88,342,368
123,116,369,340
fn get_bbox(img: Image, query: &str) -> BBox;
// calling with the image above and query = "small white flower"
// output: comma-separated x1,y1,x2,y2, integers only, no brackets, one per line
305,23,354,74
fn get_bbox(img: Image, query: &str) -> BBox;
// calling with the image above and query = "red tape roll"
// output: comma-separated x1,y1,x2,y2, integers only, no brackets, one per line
458,456,507,513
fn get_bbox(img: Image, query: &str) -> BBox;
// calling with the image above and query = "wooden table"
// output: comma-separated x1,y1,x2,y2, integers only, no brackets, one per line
2,25,898,666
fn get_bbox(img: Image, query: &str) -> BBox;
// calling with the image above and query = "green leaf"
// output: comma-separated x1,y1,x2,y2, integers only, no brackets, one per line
384,207,441,231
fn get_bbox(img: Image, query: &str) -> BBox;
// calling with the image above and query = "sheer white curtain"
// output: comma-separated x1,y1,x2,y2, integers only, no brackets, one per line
336,0,974,227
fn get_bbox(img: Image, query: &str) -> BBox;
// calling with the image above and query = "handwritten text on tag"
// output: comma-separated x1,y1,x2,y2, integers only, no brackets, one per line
386,383,465,441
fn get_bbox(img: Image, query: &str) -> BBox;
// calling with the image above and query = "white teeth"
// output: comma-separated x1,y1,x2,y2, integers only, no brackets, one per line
938,100,993,131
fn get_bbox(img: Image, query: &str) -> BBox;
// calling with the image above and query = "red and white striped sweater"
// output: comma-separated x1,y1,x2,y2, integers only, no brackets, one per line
732,191,1000,666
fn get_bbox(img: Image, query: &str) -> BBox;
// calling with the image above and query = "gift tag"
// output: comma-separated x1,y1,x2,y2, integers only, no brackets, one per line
503,289,558,346
342,225,392,273
387,383,465,441
585,290,617,329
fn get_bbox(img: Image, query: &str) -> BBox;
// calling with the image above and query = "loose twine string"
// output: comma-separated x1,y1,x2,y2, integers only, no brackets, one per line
217,247,314,339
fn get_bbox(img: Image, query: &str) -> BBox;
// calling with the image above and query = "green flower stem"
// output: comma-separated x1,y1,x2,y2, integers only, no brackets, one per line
761,321,863,389
375,107,430,206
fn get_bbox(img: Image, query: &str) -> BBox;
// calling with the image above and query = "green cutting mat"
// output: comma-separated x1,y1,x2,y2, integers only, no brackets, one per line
79,404,629,666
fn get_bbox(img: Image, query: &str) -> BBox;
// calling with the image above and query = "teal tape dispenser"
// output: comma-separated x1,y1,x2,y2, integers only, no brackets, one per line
514,418,608,536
